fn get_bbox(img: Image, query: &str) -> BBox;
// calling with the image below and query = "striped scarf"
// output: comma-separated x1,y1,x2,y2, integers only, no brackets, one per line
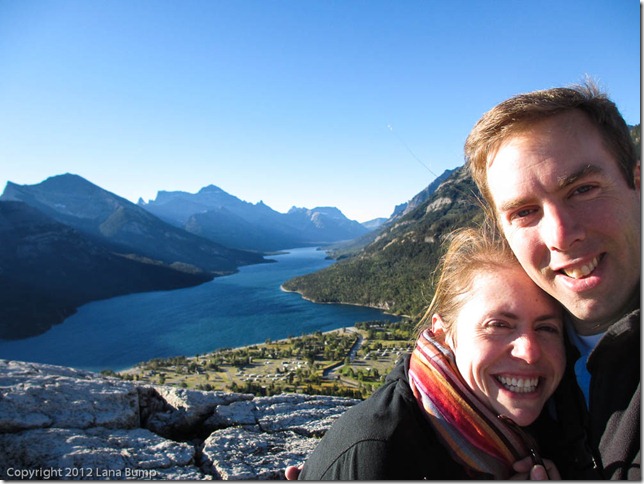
408,329,534,479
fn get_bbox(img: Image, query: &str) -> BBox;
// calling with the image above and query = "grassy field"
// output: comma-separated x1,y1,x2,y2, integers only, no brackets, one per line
115,319,416,399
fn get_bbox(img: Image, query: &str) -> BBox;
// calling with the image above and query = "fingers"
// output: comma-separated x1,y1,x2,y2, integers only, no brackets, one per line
529,465,549,480
512,456,534,473
542,459,561,480
513,457,561,480
285,465,303,480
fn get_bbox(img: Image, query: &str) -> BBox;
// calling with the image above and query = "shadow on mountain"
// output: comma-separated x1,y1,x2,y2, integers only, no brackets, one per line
0,201,213,339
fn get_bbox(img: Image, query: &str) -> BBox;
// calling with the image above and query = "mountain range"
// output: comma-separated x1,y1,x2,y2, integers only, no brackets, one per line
139,186,370,252
0,174,376,339
2,175,265,274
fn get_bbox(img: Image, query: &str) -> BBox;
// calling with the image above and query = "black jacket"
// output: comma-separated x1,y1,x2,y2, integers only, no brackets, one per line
298,354,470,480
539,308,641,479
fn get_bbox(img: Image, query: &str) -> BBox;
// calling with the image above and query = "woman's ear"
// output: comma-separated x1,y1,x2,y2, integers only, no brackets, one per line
431,314,445,334
432,314,455,347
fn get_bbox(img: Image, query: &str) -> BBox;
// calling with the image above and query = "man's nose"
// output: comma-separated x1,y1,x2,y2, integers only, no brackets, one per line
540,204,585,252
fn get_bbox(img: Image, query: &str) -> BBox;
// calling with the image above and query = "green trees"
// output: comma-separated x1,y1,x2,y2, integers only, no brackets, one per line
282,167,484,319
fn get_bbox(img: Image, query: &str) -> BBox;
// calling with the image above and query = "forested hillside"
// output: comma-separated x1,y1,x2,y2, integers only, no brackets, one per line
283,166,485,318
630,124,640,153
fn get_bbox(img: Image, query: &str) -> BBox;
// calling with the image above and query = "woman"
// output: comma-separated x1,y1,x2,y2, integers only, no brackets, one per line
291,226,564,480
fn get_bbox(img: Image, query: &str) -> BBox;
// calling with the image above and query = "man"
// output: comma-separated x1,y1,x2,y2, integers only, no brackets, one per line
464,81,640,479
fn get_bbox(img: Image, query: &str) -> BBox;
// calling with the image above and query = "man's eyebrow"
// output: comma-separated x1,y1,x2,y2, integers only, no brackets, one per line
497,197,531,214
557,164,603,189
496,164,605,214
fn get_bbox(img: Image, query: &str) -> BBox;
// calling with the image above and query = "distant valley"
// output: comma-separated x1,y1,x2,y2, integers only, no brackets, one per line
0,175,378,339
3,122,638,342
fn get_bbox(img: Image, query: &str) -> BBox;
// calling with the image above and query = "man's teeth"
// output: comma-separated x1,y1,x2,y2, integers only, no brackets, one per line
562,256,599,279
497,376,539,393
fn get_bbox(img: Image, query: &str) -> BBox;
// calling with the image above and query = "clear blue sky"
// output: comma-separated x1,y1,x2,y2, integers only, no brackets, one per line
0,0,639,222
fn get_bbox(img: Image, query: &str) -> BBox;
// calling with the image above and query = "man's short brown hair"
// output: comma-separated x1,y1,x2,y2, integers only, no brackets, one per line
464,81,638,212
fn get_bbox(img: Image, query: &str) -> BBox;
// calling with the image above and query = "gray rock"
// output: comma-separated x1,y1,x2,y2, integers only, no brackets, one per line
205,399,258,429
0,360,359,479
0,427,204,480
0,360,139,433
255,393,359,436
203,427,320,480
142,386,254,440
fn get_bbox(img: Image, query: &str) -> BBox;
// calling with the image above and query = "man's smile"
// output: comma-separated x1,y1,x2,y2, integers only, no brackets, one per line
555,255,601,280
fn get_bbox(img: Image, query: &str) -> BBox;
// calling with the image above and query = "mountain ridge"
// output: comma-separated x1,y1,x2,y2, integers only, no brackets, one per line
140,184,370,252
0,201,213,339
1,174,265,274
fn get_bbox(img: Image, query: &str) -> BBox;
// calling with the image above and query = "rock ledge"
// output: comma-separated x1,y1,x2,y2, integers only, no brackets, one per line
0,360,358,480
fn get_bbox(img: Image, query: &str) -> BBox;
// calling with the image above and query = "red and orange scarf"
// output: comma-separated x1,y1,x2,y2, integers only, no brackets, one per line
408,329,535,479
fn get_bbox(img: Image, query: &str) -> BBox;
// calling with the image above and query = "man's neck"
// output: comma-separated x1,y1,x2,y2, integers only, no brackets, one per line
569,288,640,336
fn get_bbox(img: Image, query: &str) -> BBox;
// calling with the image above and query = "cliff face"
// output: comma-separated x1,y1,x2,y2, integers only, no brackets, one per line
0,360,358,480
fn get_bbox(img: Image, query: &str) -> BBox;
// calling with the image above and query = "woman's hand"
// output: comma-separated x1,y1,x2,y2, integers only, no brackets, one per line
285,464,302,480
511,457,561,480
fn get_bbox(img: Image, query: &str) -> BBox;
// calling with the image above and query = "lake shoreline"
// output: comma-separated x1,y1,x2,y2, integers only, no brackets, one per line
118,324,359,375
279,284,396,314
0,247,400,372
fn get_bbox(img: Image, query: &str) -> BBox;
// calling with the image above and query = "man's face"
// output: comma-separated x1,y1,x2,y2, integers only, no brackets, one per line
486,111,641,334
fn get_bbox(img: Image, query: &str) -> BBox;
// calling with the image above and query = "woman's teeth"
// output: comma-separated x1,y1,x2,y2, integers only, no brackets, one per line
497,376,539,393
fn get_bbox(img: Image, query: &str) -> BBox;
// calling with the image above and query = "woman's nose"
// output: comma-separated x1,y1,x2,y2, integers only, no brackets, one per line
510,332,542,364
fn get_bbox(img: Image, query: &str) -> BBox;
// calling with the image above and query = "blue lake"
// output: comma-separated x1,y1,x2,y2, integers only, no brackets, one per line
0,247,399,372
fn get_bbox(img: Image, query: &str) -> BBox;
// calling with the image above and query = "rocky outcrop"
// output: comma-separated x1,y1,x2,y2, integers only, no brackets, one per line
0,360,359,480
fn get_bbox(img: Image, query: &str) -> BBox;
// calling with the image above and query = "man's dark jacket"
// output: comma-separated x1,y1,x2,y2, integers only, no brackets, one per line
539,308,641,479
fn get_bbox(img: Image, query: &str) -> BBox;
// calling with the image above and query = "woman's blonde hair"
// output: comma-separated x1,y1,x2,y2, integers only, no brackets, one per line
416,222,518,341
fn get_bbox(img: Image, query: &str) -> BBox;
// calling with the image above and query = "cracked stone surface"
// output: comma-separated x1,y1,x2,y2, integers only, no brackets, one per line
0,360,359,480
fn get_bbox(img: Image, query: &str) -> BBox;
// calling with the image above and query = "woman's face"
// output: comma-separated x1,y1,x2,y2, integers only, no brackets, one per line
434,266,565,426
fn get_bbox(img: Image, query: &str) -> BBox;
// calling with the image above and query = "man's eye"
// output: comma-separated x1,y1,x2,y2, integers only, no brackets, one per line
536,324,561,334
573,184,595,195
511,208,537,220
